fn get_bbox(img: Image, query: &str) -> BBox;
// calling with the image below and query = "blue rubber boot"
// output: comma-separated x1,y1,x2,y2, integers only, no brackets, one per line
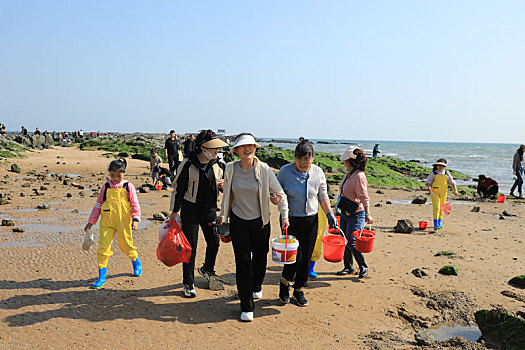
433,219,439,230
132,257,142,277
309,261,318,278
437,219,443,229
91,267,107,289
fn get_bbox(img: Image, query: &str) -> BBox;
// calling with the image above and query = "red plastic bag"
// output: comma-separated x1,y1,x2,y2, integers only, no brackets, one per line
156,219,192,267
441,203,452,215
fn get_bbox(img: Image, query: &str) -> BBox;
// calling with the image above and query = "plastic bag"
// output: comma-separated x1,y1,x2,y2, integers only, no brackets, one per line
158,214,182,243
157,219,192,267
82,228,94,251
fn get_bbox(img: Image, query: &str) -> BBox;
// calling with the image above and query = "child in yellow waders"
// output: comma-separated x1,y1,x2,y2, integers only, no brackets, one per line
85,159,142,289
425,159,458,229
309,204,327,278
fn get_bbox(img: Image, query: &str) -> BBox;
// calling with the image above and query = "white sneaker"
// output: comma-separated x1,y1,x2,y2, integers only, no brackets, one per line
252,291,263,299
183,284,196,298
240,312,253,322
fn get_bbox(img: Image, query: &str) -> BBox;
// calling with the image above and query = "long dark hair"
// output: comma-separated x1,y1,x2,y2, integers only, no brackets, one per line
517,145,525,162
349,148,367,172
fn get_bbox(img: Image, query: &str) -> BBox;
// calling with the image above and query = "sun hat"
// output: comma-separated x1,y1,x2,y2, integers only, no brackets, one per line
340,147,358,161
201,138,228,149
433,159,447,167
232,133,261,149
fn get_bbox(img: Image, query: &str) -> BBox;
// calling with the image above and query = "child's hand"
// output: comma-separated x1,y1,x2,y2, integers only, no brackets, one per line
132,221,139,230
454,190,459,196
84,223,93,231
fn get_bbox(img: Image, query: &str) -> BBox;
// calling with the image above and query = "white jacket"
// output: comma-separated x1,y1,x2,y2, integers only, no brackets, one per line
220,157,288,226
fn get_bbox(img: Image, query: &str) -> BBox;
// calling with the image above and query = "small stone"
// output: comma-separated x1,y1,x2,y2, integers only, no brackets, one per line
499,215,505,220
502,210,515,217
2,219,14,226
386,200,392,204
12,227,25,233
40,186,48,191
375,203,382,207
438,265,458,276
21,183,31,188
37,204,50,210
79,191,85,196
152,213,167,221
394,219,413,233
411,196,427,204
66,193,73,198
10,164,21,173
508,275,525,289
161,211,170,217
71,209,79,213
63,179,69,185
411,268,428,278
376,190,384,194
471,206,480,212
20,193,25,197
138,187,150,194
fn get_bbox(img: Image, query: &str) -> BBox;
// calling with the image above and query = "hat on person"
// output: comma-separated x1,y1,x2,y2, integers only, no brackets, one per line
340,147,358,161
433,158,447,167
232,133,261,149
201,137,228,149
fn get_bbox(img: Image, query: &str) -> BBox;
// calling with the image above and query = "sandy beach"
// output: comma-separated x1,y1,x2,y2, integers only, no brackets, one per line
0,147,523,349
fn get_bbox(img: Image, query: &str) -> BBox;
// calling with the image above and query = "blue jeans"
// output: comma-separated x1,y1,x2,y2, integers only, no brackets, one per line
340,210,367,271
511,167,524,195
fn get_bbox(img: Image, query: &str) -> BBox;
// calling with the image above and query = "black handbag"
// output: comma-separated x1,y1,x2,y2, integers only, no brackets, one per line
337,196,359,215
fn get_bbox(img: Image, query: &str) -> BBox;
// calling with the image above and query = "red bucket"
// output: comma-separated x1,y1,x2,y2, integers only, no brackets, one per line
322,235,347,262
419,221,428,230
497,195,505,203
155,184,162,190
327,215,341,234
353,229,375,253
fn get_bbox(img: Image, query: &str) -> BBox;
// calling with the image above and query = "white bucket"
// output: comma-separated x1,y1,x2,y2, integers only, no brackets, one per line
271,236,299,265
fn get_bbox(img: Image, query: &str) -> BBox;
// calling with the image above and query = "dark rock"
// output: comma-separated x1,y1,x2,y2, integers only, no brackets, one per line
79,191,85,196
21,183,31,188
475,308,525,350
152,213,166,221
71,182,84,189
502,210,516,217
161,210,170,217
2,219,14,226
71,209,79,214
40,186,48,191
439,265,458,276
375,203,382,207
414,331,434,346
10,164,21,173
386,200,392,204
411,196,427,204
0,199,9,205
376,190,384,194
162,194,169,198
20,193,25,197
66,193,73,198
499,215,505,220
509,275,525,289
63,179,69,185
131,154,150,161
37,204,50,209
435,251,462,259
117,152,129,157
394,219,413,233
13,227,24,232
138,186,150,194
411,268,428,278
471,206,480,212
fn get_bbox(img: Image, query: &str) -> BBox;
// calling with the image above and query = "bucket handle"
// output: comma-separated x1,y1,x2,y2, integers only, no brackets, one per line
357,224,372,239
283,227,288,248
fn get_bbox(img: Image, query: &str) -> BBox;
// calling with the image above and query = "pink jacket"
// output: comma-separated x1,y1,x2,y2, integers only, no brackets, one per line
88,179,141,225
339,171,370,213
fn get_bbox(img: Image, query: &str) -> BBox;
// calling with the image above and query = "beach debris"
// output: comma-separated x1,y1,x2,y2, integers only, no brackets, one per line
10,164,21,173
475,308,525,350
502,210,516,217
411,196,427,204
12,227,24,232
471,206,480,212
1,219,14,226
394,219,413,233
435,250,463,259
508,275,525,289
152,212,167,221
376,190,384,194
414,331,434,346
439,265,458,276
411,268,428,278
66,193,73,197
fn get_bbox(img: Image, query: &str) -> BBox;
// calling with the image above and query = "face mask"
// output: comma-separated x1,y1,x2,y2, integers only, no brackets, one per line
203,150,214,160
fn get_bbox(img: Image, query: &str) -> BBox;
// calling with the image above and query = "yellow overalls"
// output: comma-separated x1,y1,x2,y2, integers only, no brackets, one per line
311,204,327,262
431,174,448,220
97,187,138,268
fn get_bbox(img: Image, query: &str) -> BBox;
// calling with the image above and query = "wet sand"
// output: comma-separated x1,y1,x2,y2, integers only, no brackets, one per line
0,147,523,349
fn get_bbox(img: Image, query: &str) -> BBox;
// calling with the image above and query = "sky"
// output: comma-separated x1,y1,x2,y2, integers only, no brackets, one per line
0,1,524,143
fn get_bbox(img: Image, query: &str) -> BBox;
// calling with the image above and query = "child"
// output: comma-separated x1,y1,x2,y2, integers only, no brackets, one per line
425,159,458,229
84,159,142,289
150,148,162,184
152,165,174,190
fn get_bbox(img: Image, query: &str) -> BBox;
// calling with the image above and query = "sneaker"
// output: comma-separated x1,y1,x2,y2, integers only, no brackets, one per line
359,267,368,278
183,284,196,298
336,268,354,276
292,290,308,307
279,281,290,304
197,266,210,279
240,312,253,322
253,290,263,299
519,195,524,199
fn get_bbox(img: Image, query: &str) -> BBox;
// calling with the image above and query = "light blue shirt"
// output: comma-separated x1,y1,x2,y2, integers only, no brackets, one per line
277,163,328,217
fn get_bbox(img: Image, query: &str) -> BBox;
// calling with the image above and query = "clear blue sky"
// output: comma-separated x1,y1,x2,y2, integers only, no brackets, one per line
1,1,524,143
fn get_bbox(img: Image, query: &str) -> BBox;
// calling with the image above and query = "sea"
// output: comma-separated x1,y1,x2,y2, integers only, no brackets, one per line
258,139,521,194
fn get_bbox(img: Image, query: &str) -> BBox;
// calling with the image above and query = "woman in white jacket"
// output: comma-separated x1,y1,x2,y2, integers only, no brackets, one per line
217,133,289,322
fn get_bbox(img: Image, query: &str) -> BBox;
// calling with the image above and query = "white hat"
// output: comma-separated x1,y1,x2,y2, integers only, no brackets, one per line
232,134,261,149
340,147,358,161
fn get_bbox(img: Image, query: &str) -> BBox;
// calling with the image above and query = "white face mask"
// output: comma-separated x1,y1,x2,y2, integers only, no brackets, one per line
203,150,215,160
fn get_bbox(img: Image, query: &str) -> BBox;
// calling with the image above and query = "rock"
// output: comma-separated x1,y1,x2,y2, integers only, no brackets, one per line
0,199,9,205
40,186,48,191
435,250,462,259
37,204,50,209
10,164,21,173
20,193,25,197
414,331,434,346
71,209,79,214
71,182,84,189
79,191,85,196
21,183,31,188
411,196,427,204
376,190,384,194
508,275,525,289
153,213,167,221
161,211,170,217
208,275,224,291
117,152,129,157
502,210,516,217
2,219,14,226
411,268,428,278
499,215,505,220
162,194,169,198
475,309,525,350
375,203,382,207
12,227,24,232
63,179,69,185
394,219,413,233
386,200,392,204
66,193,73,197
471,206,480,212
438,265,458,276
138,186,150,194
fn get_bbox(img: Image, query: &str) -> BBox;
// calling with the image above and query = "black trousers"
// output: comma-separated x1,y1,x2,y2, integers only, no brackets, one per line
180,205,219,285
168,153,179,174
230,211,270,312
281,214,318,289
480,185,498,198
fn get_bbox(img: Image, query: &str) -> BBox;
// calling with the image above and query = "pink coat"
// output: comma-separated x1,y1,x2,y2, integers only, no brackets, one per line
339,171,370,213
88,179,141,225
